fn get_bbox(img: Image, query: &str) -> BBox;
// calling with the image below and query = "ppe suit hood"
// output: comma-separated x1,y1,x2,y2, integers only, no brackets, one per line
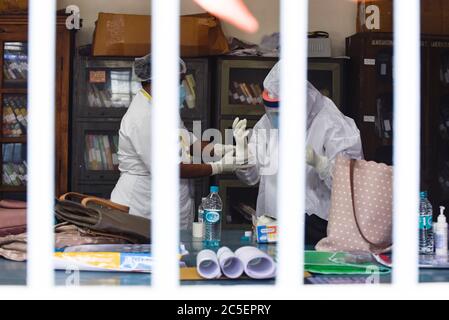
263,61,325,129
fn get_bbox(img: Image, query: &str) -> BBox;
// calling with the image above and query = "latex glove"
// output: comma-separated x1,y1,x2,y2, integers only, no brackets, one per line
306,145,330,178
209,152,250,176
233,118,250,164
213,143,235,158
233,118,249,142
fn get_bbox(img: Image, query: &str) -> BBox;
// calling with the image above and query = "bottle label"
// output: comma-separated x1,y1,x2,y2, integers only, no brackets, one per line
205,211,220,224
419,215,433,230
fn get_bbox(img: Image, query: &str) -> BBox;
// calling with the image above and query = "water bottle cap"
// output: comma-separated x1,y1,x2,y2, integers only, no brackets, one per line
210,186,219,193
420,191,428,199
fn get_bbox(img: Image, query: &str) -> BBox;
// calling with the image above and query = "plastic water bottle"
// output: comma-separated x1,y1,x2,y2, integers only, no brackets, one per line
198,197,207,224
419,192,434,255
203,186,222,247
425,196,435,253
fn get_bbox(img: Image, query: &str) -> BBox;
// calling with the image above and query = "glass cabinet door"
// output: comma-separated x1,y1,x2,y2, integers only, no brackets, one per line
0,40,28,197
84,133,119,172
1,143,27,188
180,59,209,121
86,68,140,109
2,94,27,138
75,58,141,117
219,59,277,116
3,42,28,88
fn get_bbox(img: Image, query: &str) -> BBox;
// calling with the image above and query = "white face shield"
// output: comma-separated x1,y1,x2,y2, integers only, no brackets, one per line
263,89,280,129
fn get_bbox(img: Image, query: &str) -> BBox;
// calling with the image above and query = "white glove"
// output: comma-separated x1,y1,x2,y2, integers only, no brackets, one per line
213,143,235,158
233,118,250,164
306,145,331,178
233,118,249,142
209,152,250,176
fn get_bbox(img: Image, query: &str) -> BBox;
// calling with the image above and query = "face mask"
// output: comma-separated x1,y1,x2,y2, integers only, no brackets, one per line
269,113,279,129
180,84,187,109
265,107,280,129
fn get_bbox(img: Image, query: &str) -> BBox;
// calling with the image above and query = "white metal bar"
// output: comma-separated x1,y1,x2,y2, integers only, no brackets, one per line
393,0,421,285
277,0,308,289
151,0,181,289
0,0,437,299
27,0,56,288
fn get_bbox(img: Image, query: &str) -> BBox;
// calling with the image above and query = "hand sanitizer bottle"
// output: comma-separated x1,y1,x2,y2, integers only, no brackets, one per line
435,206,448,258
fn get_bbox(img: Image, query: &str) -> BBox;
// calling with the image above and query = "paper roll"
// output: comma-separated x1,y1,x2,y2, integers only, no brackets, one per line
217,247,244,279
196,249,222,279
235,246,276,280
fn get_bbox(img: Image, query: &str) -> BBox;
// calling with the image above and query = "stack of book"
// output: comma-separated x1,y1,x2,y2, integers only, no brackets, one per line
229,81,263,106
2,143,27,187
84,134,119,171
4,52,28,81
3,95,27,137
87,69,140,109
87,83,116,108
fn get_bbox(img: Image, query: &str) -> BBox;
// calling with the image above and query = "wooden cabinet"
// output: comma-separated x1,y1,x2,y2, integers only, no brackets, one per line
71,51,212,204
0,15,75,200
346,32,449,213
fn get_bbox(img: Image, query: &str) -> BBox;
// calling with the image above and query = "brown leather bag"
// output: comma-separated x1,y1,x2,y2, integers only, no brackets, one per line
316,156,393,254
55,193,151,244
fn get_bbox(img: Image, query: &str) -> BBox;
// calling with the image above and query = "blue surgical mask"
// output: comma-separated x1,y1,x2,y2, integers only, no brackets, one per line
180,84,187,109
269,113,279,129
265,107,280,129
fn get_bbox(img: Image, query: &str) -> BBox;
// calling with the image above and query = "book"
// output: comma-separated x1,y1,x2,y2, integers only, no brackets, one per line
103,135,114,170
3,96,27,137
229,81,264,106
54,244,189,273
84,134,119,171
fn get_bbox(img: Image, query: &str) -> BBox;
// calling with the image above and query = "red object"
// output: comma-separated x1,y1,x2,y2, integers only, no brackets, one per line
194,0,259,33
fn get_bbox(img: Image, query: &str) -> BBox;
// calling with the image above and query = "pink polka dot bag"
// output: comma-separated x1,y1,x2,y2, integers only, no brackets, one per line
316,156,393,254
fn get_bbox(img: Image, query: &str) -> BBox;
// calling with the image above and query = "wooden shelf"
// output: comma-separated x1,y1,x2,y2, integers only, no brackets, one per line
0,136,26,143
0,186,26,192
0,88,27,94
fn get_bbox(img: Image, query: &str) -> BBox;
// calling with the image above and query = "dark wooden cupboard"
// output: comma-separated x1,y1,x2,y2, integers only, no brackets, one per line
346,32,449,214
0,14,75,200
71,50,212,208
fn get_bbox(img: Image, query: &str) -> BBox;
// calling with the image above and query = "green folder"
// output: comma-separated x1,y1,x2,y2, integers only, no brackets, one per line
305,251,391,275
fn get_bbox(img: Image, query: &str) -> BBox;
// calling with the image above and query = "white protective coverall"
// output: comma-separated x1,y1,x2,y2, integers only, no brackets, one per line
111,89,195,230
236,82,364,221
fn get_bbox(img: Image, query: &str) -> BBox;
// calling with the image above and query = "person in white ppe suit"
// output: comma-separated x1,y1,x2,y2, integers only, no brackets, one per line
235,62,364,245
111,54,244,230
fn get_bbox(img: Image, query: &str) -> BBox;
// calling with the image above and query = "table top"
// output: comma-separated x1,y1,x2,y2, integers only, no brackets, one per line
0,230,449,286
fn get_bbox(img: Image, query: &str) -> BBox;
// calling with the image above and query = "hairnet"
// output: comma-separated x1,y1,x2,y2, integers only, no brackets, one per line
133,53,187,82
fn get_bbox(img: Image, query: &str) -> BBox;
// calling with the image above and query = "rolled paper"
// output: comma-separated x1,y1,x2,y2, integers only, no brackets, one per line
217,247,244,279
235,246,276,280
196,249,222,279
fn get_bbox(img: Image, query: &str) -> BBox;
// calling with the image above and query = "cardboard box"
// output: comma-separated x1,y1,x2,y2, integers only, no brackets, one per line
357,0,449,35
93,12,230,58
0,0,27,14
256,224,278,244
